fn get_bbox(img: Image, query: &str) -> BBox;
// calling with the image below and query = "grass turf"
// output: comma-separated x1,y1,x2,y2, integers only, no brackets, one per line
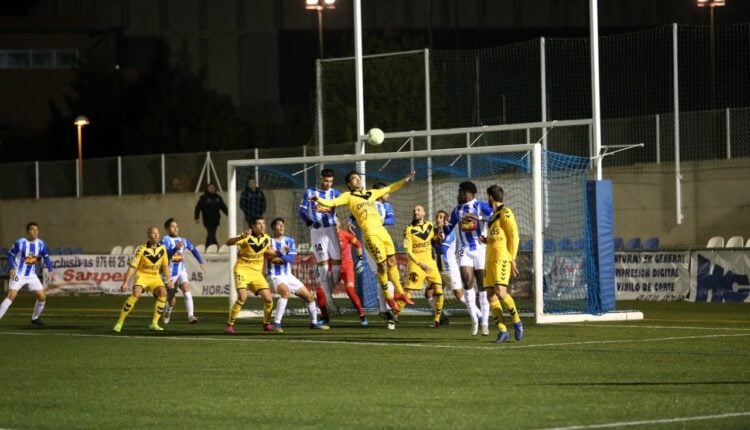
0,296,749,430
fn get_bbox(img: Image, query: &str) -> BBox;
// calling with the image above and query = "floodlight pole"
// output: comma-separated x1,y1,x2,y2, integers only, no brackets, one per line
589,0,602,180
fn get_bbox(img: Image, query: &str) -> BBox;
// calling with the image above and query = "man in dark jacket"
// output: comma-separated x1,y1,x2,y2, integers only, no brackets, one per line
239,178,267,227
194,183,228,246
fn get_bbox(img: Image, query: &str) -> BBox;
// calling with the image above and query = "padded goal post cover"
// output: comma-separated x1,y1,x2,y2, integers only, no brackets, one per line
587,180,616,313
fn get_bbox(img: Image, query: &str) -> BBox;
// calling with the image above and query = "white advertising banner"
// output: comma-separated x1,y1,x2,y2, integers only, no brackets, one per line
690,251,750,303
615,251,690,301
47,254,231,297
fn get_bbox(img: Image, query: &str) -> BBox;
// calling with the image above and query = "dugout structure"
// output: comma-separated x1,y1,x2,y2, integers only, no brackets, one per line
227,143,643,324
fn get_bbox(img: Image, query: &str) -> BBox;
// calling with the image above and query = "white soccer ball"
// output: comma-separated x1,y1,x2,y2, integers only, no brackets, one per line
367,128,385,146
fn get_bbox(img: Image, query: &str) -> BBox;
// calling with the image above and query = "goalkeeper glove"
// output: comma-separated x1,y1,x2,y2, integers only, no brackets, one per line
355,256,364,274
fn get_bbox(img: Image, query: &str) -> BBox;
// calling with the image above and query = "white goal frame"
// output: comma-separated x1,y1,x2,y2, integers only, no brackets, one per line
227,143,642,324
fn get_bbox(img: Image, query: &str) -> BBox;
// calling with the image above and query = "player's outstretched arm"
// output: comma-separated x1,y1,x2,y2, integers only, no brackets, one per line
226,230,250,246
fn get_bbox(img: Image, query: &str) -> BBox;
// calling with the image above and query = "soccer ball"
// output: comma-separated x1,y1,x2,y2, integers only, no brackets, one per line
367,128,385,146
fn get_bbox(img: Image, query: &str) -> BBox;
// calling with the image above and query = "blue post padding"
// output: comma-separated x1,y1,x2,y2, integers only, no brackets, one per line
587,180,616,312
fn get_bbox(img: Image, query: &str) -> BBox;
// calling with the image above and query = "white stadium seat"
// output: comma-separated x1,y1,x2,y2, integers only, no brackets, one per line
121,245,134,255
706,236,724,248
205,244,218,254
218,244,229,253
726,236,744,248
110,245,122,255
195,244,206,254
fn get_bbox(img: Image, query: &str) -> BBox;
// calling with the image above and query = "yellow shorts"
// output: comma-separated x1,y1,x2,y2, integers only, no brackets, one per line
405,260,442,290
133,274,165,293
234,267,269,294
484,259,512,288
363,227,396,264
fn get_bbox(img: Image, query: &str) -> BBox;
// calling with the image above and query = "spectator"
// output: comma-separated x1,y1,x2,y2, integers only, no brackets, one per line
194,183,228,246
240,178,267,227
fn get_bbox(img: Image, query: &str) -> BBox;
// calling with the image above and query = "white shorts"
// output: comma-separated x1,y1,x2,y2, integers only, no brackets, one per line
270,274,306,294
441,264,463,291
310,226,341,262
9,273,44,292
459,246,486,270
172,270,189,285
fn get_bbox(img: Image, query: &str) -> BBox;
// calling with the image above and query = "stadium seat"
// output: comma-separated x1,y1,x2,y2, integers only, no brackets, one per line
110,246,122,255
625,238,641,249
205,244,218,254
49,247,61,255
643,237,660,250
574,238,585,249
558,238,573,250
195,244,206,254
725,236,744,248
520,239,533,252
614,238,624,250
706,236,724,248
121,245,134,256
218,244,229,254
71,247,83,254
62,247,74,255
746,238,750,248
543,239,556,251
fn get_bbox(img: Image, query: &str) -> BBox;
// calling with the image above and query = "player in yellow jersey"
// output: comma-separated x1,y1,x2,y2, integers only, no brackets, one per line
311,170,416,323
403,205,445,327
483,185,523,343
224,215,278,334
114,226,173,332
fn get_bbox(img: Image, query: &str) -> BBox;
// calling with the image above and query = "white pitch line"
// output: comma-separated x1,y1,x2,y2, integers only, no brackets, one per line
532,411,750,430
566,323,750,332
2,330,749,351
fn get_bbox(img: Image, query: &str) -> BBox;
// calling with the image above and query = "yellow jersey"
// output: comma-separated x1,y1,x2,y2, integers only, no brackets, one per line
315,177,407,233
404,221,436,264
486,205,519,262
235,234,271,272
129,244,169,277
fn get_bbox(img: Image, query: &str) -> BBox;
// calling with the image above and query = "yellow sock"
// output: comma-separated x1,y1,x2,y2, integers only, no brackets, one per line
377,271,392,299
263,301,273,324
152,296,166,326
387,265,405,295
490,298,507,332
117,295,138,325
434,293,444,322
500,294,521,324
228,300,245,325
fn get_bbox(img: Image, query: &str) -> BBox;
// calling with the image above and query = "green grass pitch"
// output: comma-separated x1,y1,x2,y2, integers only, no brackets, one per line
1,296,749,430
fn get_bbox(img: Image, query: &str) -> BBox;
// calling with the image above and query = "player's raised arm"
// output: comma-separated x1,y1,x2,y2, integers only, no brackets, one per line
226,230,250,246
313,192,349,208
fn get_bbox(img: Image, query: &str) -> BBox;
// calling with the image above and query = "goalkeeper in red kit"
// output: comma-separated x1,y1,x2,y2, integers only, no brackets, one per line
318,224,368,326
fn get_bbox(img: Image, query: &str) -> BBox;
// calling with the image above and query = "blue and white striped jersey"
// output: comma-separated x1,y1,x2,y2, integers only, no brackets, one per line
7,238,53,276
299,188,341,227
161,235,205,277
432,229,459,273
267,236,297,276
445,198,494,251
377,201,396,226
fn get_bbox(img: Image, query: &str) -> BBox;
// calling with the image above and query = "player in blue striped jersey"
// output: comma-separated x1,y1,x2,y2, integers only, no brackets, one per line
161,218,206,324
299,168,342,317
443,181,493,335
0,222,55,325
267,217,328,331
434,210,481,335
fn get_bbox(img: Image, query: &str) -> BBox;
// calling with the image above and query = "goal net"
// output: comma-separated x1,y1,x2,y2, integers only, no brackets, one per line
228,143,641,324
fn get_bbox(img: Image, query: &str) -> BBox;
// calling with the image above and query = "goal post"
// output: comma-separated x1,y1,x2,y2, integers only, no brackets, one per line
227,143,642,324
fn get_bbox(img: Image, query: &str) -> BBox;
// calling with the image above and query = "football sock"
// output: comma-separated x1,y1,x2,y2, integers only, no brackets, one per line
263,301,273,324
433,292,444,323
307,300,318,324
117,295,138,325
228,299,245,325
479,290,490,326
464,288,479,324
316,287,329,320
490,298,507,332
345,286,365,316
500,294,521,324
152,296,166,326
0,298,13,319
387,265,405,295
376,271,391,298
275,297,288,324
31,300,46,320
183,291,194,318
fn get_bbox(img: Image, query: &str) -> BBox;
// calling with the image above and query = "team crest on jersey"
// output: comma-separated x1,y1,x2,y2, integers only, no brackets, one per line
24,255,38,264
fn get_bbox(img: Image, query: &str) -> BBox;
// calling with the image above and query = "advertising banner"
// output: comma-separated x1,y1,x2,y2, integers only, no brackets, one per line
690,251,750,303
615,251,690,301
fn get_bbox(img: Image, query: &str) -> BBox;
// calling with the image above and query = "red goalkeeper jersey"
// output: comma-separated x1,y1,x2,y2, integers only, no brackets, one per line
337,228,362,271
